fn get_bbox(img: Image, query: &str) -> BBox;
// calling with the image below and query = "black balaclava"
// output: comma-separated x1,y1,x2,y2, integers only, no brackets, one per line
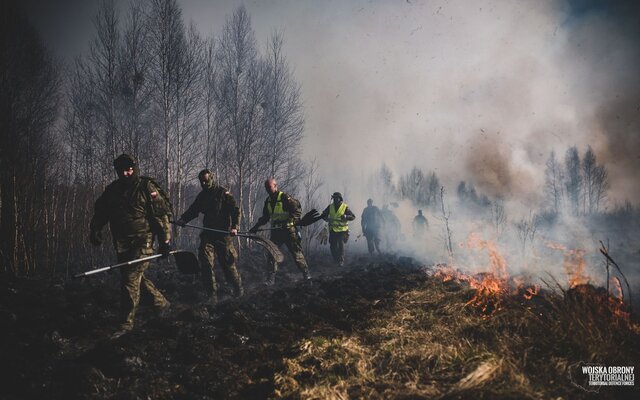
331,192,343,206
198,169,215,190
113,154,139,184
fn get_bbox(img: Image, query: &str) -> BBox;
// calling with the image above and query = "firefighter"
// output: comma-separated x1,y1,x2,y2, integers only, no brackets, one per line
412,209,428,239
361,198,383,255
175,169,243,305
249,178,311,285
89,154,172,338
319,192,356,266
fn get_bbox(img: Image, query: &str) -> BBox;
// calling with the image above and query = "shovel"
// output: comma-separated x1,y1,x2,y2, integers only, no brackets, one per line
73,250,199,278
174,223,285,263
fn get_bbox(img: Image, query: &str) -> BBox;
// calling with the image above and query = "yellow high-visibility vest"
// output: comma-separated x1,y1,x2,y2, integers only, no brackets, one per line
267,192,294,228
329,202,349,232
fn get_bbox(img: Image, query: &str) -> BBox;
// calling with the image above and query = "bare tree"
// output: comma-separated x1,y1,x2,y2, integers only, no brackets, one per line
426,171,441,209
582,146,596,214
215,5,261,229
368,163,396,206
147,0,185,189
0,2,60,274
300,159,324,254
260,31,304,180
564,146,582,216
515,211,539,259
399,167,426,206
592,164,609,212
87,0,121,173
202,36,223,177
119,0,154,163
172,22,205,212
544,150,564,215
582,146,609,214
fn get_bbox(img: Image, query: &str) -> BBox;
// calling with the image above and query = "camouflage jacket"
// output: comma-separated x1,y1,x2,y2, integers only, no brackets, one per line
90,177,172,252
180,185,240,232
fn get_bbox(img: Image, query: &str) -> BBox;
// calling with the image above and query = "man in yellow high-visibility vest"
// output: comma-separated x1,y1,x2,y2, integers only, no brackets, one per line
319,192,356,266
249,178,311,285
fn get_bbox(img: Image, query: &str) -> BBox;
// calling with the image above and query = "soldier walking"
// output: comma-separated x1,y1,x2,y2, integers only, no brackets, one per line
175,169,243,305
412,209,428,239
89,154,172,337
361,198,383,255
319,192,356,266
249,178,311,285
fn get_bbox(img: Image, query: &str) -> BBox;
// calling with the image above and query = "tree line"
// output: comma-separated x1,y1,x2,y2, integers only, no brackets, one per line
0,0,319,276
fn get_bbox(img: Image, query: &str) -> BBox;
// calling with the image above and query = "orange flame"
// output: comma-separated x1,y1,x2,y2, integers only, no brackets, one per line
432,234,542,316
546,242,590,288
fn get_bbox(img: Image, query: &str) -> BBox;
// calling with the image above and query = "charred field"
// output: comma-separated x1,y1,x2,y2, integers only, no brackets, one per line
1,253,638,400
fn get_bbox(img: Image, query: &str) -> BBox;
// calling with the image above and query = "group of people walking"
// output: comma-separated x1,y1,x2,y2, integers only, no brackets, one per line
88,154,428,336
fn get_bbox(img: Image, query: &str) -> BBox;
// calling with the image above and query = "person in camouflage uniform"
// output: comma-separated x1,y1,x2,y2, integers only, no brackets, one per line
249,178,311,285
176,169,243,304
319,192,356,266
89,154,172,336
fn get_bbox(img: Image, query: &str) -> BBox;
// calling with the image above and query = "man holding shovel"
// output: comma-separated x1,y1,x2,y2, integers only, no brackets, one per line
89,154,172,337
175,169,243,304
249,178,311,285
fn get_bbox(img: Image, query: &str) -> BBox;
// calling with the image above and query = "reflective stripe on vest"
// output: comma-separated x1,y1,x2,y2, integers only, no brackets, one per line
329,202,349,232
267,192,294,228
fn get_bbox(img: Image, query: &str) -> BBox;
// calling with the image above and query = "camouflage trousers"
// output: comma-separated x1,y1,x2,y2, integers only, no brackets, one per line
329,231,349,265
268,228,309,275
118,246,168,330
198,235,243,298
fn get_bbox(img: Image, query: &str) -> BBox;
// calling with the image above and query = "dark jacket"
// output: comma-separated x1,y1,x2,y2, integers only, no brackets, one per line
180,185,240,232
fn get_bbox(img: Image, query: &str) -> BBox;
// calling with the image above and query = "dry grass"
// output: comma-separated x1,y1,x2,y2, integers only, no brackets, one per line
273,275,639,399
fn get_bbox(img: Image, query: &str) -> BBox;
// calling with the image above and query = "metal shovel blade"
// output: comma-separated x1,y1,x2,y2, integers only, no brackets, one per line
172,250,200,274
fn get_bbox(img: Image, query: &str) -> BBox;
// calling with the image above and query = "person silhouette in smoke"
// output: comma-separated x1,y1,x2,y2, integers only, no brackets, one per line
412,209,428,239
361,198,383,255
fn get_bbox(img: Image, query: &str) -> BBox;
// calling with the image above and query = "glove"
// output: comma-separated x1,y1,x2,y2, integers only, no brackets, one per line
89,230,103,246
248,225,259,234
159,241,172,258
175,219,186,227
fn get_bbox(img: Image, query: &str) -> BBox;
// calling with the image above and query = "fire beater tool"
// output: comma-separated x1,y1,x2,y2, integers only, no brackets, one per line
73,250,199,278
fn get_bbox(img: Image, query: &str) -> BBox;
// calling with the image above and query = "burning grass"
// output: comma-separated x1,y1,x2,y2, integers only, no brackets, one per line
273,268,639,399
1,254,637,399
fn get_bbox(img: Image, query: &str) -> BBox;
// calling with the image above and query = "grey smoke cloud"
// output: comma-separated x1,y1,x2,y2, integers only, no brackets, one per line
25,0,640,209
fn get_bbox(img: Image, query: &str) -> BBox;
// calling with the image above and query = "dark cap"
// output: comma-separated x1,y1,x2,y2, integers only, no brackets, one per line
113,154,136,171
331,192,343,200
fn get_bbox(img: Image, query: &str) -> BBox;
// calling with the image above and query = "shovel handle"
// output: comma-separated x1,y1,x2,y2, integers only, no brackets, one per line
73,251,181,279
